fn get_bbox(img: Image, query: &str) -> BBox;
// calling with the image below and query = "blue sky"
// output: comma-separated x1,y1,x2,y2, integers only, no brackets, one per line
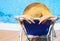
0,0,60,23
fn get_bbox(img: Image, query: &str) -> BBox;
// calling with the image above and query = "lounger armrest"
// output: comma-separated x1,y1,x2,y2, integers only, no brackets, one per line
18,18,57,22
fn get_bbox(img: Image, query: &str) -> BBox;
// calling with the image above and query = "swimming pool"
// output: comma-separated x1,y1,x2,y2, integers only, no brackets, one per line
0,0,60,23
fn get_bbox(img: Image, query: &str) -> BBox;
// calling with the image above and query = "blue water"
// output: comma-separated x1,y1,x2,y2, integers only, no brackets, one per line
0,0,60,23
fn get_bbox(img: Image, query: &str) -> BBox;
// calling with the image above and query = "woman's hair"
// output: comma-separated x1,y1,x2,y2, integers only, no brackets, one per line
23,2,50,15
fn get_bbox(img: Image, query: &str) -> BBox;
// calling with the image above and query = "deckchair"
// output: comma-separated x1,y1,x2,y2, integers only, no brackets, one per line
15,2,58,41
18,18,57,41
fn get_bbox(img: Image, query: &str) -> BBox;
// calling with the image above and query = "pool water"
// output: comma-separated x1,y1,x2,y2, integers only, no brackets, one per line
0,0,60,23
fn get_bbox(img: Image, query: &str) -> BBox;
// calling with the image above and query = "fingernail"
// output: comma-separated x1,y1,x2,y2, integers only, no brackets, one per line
28,22,31,24
33,22,35,24
38,22,40,24
29,22,31,24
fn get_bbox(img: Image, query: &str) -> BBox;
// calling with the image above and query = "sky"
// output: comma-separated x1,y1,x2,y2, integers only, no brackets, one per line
0,0,60,23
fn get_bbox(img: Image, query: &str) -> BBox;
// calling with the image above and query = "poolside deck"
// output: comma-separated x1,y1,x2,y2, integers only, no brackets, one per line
0,30,60,41
0,30,19,41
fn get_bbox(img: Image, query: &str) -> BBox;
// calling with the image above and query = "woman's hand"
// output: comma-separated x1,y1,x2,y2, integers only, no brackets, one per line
15,15,35,24
38,15,58,24
39,16,50,24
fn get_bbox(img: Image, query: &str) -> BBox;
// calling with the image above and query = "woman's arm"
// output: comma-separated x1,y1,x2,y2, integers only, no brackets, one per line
15,15,35,24
38,15,58,24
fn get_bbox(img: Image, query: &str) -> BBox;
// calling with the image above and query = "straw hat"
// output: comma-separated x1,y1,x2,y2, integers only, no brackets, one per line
23,2,51,18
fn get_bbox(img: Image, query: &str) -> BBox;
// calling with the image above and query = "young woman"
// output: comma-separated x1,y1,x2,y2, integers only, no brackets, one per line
15,2,58,41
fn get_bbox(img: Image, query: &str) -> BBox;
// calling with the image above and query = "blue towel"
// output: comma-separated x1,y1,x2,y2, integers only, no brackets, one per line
23,20,51,36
